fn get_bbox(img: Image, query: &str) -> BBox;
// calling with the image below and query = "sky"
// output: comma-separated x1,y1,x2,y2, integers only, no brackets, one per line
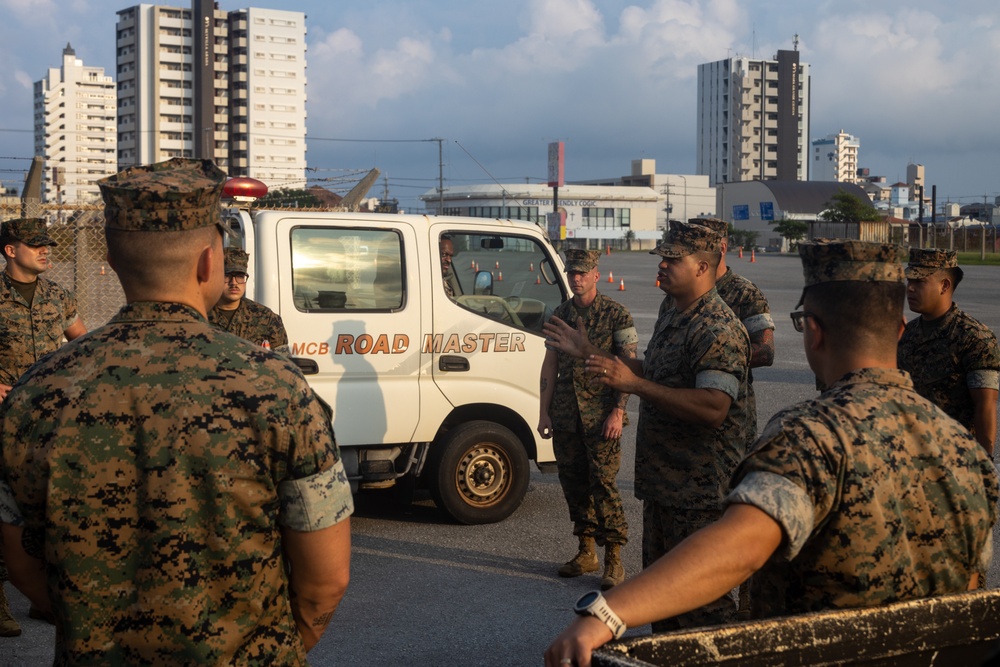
1,0,999,213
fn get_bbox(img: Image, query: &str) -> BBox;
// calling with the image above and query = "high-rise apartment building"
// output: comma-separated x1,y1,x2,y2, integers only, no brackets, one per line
33,44,118,203
811,130,860,183
115,1,306,189
697,47,810,186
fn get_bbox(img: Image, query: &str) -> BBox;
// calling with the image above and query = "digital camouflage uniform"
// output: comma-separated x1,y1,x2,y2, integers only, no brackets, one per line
726,239,998,619
897,247,1000,437
0,158,354,665
0,218,79,616
209,298,290,355
0,303,353,665
0,255,79,387
638,223,751,631
899,304,1000,431
209,246,290,355
714,267,774,442
549,290,637,547
728,367,998,618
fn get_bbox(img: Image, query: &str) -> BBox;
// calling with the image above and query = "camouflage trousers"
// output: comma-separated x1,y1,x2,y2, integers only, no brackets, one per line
553,428,627,546
642,502,737,632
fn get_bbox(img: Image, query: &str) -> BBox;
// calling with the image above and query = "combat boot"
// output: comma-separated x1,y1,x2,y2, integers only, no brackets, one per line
558,537,599,578
600,543,625,590
0,584,22,637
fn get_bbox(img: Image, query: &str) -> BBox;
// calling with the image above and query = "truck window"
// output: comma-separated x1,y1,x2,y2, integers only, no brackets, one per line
443,231,565,333
291,227,404,311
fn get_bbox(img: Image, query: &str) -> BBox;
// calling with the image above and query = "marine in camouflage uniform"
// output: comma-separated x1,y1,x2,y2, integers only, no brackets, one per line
545,223,751,630
897,247,1000,453
0,218,83,388
0,158,353,665
544,240,997,665
209,246,290,356
639,224,750,631
0,217,86,636
691,217,775,444
730,240,998,617
540,249,638,590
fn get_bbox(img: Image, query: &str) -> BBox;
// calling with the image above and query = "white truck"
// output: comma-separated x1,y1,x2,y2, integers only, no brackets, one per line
223,202,570,524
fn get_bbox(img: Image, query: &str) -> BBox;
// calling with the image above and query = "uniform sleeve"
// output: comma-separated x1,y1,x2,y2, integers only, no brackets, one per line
611,304,638,353
689,317,749,401
959,323,1000,388
277,382,354,531
729,418,840,560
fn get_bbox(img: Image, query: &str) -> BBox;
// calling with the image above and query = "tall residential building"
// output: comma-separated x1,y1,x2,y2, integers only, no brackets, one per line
33,44,118,203
697,47,810,186
115,1,306,189
810,130,860,183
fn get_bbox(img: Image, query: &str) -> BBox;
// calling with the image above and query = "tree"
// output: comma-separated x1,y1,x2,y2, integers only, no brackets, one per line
770,218,809,249
819,189,882,224
730,228,760,250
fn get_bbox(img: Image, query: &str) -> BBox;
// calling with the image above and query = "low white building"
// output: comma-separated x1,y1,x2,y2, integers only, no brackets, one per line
420,159,716,250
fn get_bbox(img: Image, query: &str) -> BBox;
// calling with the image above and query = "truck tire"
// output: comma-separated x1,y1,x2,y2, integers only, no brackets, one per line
427,421,529,525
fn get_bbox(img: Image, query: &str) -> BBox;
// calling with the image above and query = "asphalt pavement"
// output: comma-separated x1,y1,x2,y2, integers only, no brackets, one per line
4,249,999,666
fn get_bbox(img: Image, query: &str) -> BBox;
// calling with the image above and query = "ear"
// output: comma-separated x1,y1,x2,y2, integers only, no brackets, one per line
938,276,952,295
805,315,824,350
196,243,215,285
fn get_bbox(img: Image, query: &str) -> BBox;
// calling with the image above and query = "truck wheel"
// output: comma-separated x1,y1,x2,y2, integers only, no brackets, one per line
428,421,529,525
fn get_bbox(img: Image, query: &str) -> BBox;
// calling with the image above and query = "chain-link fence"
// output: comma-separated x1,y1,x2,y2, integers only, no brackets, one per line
1,201,125,329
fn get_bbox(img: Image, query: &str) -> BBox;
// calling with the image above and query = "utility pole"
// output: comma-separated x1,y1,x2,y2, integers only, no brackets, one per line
434,137,444,214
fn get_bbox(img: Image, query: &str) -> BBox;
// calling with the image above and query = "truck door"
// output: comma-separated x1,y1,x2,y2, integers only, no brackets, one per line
275,217,422,447
429,227,566,462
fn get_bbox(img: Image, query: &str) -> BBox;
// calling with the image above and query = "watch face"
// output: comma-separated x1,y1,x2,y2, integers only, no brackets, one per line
576,591,600,609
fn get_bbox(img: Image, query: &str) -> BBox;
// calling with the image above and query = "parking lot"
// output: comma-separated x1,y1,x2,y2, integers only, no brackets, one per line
5,249,999,666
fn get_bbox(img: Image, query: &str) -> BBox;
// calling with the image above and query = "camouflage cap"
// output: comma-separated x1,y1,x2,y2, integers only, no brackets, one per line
797,238,904,307
98,158,237,238
690,217,729,239
0,218,57,247
650,221,722,258
224,246,250,275
563,249,600,273
905,247,959,280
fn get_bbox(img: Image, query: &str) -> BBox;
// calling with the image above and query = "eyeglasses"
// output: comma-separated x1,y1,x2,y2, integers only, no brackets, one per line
790,310,821,333
225,274,248,284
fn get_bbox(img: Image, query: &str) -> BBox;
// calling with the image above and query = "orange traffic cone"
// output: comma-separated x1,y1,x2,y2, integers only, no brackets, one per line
738,247,743,259
535,275,541,285
750,249,756,263
529,262,534,272
618,279,625,292
470,260,476,269
607,271,614,283
498,271,503,281
606,245,611,255
495,261,500,269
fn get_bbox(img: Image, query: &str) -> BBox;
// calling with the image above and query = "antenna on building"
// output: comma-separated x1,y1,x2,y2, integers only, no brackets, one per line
793,34,800,51
751,25,757,59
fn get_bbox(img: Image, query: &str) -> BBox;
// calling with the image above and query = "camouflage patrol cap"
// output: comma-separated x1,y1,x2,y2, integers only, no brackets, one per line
224,246,250,275
564,249,600,273
650,221,722,258
98,158,238,238
0,218,57,246
690,217,729,239
905,247,960,280
797,238,904,307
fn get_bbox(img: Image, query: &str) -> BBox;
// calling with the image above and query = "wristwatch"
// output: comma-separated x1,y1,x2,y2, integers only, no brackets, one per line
574,590,626,639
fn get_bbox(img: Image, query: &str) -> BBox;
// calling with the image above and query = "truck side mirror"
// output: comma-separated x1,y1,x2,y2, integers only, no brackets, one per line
474,271,493,295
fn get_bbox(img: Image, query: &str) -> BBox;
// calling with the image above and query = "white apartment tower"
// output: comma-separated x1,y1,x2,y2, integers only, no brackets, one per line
33,44,118,203
697,47,811,186
811,130,860,183
115,1,306,189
